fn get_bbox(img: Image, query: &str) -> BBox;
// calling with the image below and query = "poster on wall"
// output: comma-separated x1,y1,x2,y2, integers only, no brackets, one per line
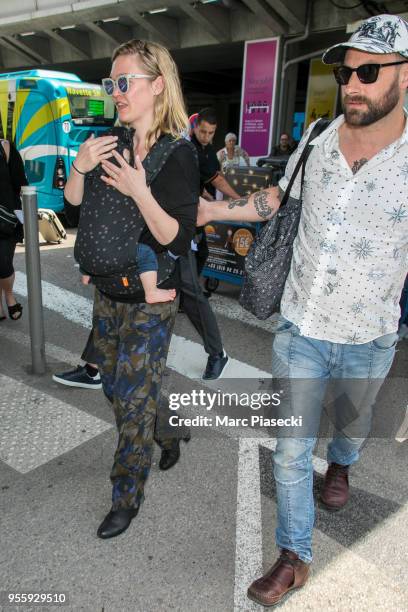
204,222,257,278
304,58,338,129
239,38,280,158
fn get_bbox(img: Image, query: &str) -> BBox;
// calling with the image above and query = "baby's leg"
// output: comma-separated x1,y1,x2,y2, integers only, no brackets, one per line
140,270,176,304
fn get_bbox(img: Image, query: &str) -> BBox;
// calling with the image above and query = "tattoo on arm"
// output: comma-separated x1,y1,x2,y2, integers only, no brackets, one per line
351,158,368,174
254,190,272,219
228,197,249,209
227,190,275,219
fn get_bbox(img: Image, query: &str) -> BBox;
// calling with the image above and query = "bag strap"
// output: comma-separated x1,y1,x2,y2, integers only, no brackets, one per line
144,135,191,187
116,128,191,187
280,119,331,208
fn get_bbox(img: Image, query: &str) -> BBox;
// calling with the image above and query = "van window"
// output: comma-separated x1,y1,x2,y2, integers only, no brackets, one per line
69,129,96,143
66,85,115,126
25,159,45,183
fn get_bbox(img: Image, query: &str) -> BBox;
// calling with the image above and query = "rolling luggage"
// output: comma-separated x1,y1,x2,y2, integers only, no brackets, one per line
37,208,66,243
224,166,273,196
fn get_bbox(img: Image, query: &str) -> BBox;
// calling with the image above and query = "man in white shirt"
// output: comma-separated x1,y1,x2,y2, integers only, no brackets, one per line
198,13,408,607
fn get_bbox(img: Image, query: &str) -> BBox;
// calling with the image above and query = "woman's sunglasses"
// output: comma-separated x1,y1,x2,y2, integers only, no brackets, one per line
102,73,153,96
333,60,407,85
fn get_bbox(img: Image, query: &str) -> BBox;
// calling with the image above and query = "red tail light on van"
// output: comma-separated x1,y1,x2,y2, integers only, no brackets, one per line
53,157,66,189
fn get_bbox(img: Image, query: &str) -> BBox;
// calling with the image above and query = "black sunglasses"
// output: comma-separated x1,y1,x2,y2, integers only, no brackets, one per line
333,60,408,85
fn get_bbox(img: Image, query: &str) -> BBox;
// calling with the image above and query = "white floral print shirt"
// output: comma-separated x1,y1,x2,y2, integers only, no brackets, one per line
279,114,408,344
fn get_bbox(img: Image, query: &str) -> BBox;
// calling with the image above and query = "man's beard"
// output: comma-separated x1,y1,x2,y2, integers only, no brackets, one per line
342,78,400,126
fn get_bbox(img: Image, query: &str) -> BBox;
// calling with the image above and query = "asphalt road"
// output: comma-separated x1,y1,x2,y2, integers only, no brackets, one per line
0,232,407,612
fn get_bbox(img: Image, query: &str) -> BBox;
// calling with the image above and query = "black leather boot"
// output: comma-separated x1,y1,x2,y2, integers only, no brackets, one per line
97,507,139,539
159,434,191,471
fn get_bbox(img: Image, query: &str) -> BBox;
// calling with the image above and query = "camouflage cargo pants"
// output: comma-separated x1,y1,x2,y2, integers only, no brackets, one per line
92,289,179,511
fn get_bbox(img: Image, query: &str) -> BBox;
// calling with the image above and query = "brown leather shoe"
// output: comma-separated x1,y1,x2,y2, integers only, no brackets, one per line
247,549,310,607
321,462,350,511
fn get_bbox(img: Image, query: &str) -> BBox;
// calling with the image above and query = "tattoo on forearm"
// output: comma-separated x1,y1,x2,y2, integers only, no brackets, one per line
228,197,249,209
254,190,272,219
351,158,368,174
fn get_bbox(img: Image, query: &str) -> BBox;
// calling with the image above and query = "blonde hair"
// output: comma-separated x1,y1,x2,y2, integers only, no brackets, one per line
112,39,189,151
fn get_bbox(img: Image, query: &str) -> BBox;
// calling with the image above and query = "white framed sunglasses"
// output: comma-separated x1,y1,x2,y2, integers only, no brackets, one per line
102,73,153,96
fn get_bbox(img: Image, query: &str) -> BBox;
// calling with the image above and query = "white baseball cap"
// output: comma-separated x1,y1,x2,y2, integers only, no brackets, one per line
323,14,408,64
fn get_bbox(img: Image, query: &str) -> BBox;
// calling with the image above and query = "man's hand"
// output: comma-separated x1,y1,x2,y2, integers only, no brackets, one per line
197,197,213,226
202,187,214,201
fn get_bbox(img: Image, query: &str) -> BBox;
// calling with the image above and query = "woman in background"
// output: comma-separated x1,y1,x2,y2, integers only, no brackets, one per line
0,139,27,321
217,132,250,173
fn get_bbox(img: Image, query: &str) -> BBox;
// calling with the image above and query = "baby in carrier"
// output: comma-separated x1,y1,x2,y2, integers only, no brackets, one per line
76,126,178,304
134,242,176,303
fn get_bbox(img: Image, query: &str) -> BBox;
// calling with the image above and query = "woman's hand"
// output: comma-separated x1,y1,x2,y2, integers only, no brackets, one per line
101,150,150,202
73,134,118,174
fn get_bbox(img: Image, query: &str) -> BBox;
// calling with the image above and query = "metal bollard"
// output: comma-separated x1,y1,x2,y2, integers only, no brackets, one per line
21,186,46,374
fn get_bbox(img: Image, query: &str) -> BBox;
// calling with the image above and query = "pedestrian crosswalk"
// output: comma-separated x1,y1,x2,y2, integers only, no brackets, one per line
1,266,407,612
13,271,271,381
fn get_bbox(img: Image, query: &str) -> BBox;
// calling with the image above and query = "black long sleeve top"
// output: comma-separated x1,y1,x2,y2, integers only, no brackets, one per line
0,141,28,242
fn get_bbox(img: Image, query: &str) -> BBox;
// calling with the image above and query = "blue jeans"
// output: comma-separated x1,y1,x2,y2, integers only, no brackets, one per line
272,317,398,563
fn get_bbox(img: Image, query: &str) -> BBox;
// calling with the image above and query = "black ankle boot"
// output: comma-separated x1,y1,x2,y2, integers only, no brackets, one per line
159,434,191,471
97,507,139,539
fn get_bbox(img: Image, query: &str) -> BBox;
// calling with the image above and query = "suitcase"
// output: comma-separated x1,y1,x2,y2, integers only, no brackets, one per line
37,208,67,243
224,166,273,196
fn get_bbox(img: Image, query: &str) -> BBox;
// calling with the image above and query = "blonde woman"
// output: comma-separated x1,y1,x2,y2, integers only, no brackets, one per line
65,40,199,539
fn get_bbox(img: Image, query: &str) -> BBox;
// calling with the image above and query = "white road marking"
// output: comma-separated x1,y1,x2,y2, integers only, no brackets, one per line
234,439,265,612
0,327,81,367
13,271,270,380
203,292,280,334
395,404,408,442
234,439,327,612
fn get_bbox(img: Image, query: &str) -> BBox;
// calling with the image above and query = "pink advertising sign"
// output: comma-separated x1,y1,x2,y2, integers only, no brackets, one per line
239,38,280,158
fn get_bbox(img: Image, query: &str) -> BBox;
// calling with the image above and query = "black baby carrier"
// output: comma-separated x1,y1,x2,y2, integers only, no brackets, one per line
74,127,189,300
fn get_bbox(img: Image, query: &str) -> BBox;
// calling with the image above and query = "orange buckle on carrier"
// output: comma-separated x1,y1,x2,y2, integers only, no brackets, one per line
121,277,129,287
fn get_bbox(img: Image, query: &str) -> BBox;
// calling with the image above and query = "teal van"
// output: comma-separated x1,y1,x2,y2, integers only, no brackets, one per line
0,69,115,216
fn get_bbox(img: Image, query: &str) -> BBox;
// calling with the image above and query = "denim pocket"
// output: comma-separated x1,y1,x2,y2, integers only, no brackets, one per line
372,332,399,350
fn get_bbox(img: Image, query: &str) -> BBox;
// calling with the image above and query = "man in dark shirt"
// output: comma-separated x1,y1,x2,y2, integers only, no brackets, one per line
190,107,240,273
178,108,240,381
269,132,296,157
191,108,241,201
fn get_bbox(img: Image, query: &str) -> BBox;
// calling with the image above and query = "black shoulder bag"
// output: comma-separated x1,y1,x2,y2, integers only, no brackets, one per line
238,119,331,320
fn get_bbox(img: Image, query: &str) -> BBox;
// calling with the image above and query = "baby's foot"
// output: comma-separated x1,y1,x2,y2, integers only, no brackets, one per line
145,288,176,304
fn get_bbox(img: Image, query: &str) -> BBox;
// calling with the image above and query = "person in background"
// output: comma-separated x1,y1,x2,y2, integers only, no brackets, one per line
0,139,28,321
178,107,241,379
190,107,241,269
269,132,296,157
217,132,250,173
